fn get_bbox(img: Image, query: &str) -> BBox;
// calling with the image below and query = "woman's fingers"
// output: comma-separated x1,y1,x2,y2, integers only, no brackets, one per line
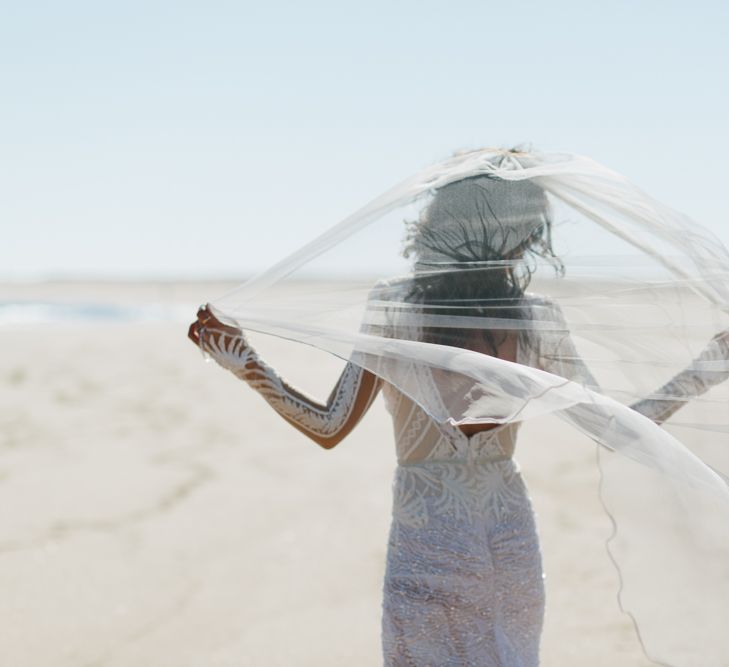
189,321,220,349
196,304,228,331
197,304,212,324
189,319,225,348
191,305,244,352
198,310,242,337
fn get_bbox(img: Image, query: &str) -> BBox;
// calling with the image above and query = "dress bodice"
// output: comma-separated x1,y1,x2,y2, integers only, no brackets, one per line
368,278,559,465
381,349,524,465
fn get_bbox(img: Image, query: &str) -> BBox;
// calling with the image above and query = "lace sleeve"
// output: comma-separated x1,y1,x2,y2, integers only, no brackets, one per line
629,333,729,423
200,328,381,447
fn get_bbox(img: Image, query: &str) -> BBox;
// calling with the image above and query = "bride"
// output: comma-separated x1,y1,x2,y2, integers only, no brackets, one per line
188,149,729,666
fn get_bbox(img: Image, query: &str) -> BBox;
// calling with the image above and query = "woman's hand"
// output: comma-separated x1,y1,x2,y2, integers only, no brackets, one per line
187,304,243,350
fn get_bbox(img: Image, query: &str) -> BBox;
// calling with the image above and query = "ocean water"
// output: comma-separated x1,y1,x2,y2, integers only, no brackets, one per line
0,301,193,326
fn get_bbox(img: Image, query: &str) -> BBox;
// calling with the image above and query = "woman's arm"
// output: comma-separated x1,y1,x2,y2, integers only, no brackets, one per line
628,331,729,424
188,306,382,449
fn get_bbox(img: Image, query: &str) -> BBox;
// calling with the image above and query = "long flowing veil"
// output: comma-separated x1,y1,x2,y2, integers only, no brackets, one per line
211,148,729,666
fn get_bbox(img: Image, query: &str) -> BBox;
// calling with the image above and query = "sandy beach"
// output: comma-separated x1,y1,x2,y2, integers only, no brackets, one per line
0,281,655,666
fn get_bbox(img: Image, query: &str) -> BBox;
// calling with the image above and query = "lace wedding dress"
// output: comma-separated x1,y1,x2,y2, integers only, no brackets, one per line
200,283,729,667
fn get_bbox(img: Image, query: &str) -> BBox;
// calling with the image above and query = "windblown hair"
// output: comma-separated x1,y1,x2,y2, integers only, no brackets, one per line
401,172,563,355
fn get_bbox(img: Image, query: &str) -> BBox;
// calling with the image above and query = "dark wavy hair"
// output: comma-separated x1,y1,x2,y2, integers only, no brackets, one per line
401,172,563,355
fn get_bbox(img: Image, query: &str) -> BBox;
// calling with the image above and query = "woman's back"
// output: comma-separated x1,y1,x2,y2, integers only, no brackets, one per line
371,276,571,466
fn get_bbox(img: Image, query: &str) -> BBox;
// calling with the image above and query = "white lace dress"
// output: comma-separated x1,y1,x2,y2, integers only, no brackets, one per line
380,370,544,667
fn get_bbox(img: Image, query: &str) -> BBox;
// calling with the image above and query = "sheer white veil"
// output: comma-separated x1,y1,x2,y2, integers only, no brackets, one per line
211,148,729,665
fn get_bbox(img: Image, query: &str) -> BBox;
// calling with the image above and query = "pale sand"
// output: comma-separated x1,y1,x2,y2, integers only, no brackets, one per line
0,282,655,666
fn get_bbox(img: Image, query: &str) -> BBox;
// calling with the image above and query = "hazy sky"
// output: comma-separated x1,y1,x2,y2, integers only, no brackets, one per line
3,1,728,279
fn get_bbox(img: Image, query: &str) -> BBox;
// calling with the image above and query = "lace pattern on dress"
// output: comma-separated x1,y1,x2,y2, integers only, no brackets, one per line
393,458,528,529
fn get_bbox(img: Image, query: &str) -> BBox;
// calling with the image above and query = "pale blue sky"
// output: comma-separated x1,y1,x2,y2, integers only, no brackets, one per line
2,1,728,279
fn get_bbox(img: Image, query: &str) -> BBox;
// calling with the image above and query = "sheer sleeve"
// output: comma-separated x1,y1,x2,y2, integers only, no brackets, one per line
200,328,381,447
535,298,729,423
628,332,729,423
